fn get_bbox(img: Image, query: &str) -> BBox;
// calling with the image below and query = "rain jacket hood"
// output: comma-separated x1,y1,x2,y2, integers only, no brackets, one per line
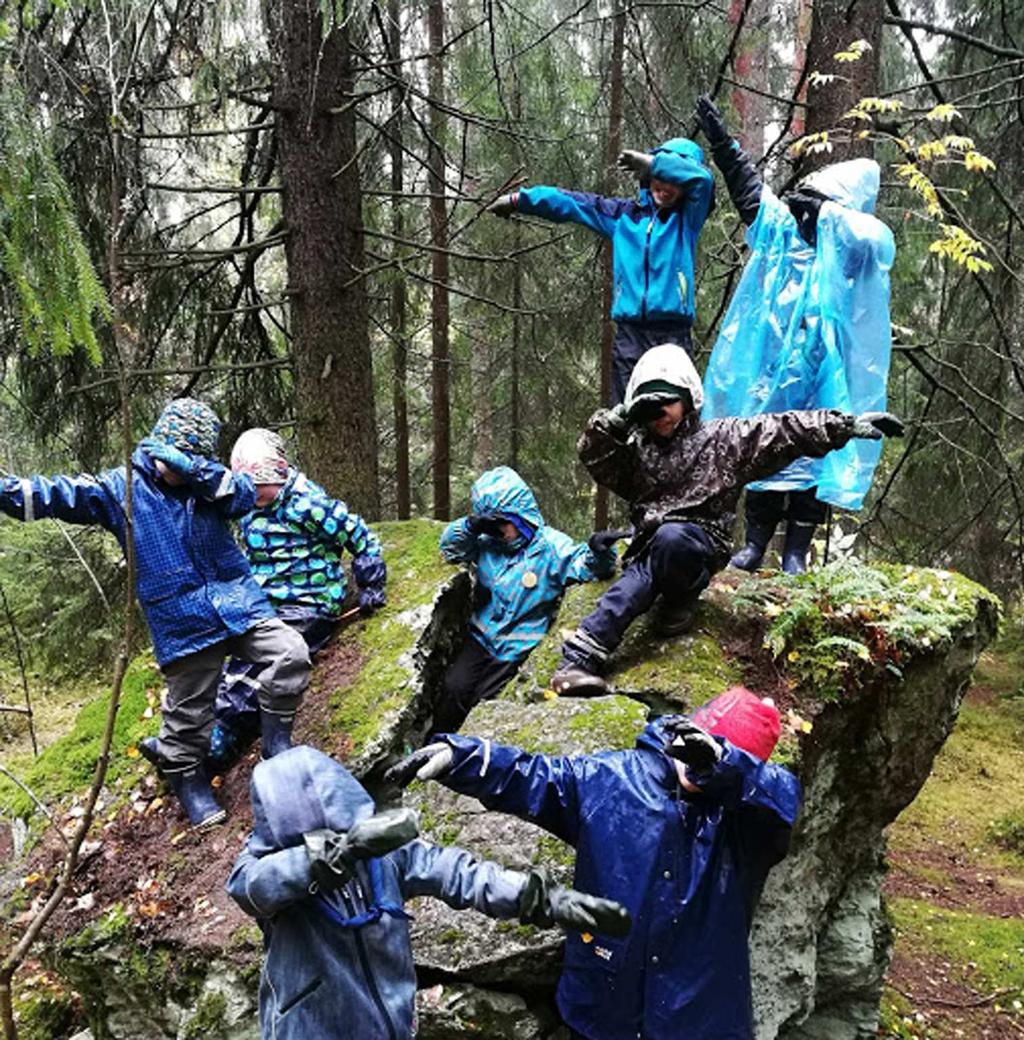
442,467,616,663
438,717,803,1040
625,342,705,413
701,157,894,510
799,157,880,213
249,746,374,857
470,465,542,537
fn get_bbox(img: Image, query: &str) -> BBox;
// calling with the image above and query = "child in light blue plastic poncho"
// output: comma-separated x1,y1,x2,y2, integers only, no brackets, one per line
696,95,896,574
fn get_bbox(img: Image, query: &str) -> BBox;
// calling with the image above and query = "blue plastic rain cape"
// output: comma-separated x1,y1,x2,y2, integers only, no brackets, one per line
701,159,895,510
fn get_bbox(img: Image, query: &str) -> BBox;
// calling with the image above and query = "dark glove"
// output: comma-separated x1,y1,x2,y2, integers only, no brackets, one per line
384,742,454,789
617,149,653,179
851,411,905,440
486,193,518,218
305,808,420,892
467,513,505,538
518,872,631,938
588,528,632,554
605,403,632,437
662,718,723,774
695,94,730,148
139,438,198,478
627,393,680,425
358,585,386,616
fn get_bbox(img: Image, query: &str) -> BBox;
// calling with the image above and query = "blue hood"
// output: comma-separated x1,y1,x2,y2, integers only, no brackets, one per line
250,745,375,856
470,466,543,532
651,136,705,164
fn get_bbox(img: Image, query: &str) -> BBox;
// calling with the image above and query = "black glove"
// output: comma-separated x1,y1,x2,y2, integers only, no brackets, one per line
695,94,730,148
358,586,386,616
662,718,723,774
486,193,517,218
305,808,420,892
518,872,631,938
383,742,454,789
627,393,680,425
617,149,653,179
467,513,505,538
588,528,632,554
851,411,905,440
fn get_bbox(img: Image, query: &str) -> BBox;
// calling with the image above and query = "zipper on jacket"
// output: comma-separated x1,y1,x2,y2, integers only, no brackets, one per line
353,926,400,1040
641,217,654,320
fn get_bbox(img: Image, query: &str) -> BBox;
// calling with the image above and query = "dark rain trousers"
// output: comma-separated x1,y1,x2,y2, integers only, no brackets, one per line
612,321,693,405
434,635,521,734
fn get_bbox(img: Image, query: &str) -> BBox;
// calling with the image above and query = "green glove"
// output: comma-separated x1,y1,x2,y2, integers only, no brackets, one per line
518,871,632,938
304,808,420,892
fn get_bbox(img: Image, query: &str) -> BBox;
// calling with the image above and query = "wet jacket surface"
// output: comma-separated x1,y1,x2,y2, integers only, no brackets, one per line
440,467,616,663
701,143,895,509
0,448,272,666
515,138,714,324
437,719,801,1040
579,406,858,562
227,746,525,1040
240,468,385,618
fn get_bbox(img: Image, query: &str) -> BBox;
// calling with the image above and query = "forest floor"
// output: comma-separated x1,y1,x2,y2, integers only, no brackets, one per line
879,644,1024,1039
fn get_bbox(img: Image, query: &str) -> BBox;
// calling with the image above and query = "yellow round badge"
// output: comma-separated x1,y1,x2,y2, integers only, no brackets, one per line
522,571,539,589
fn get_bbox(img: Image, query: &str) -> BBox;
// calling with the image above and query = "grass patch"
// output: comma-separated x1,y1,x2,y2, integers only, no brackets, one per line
889,897,1024,998
891,696,1024,862
0,656,162,821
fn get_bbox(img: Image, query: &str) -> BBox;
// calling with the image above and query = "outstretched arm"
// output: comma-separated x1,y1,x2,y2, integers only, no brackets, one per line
394,840,524,916
514,186,631,239
0,470,125,535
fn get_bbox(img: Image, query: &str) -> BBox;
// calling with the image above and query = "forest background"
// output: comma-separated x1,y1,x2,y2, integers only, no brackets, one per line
0,0,1017,686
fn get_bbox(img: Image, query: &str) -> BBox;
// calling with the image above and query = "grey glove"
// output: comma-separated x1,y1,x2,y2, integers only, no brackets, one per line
304,808,420,892
627,393,681,425
518,871,632,938
384,742,454,788
486,193,518,218
617,149,653,179
695,94,730,148
662,718,723,775
851,411,905,440
588,528,631,554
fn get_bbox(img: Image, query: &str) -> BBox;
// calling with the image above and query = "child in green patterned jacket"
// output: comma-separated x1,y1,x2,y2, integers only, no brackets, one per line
208,428,386,766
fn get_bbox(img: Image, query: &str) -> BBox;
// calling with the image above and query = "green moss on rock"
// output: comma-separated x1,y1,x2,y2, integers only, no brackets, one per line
182,990,228,1039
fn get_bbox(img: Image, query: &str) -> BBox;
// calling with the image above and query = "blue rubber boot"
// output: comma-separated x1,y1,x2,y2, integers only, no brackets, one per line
260,711,295,759
730,518,777,572
166,765,226,829
781,520,817,575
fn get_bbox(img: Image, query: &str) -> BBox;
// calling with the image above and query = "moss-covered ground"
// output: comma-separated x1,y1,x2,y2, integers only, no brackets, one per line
321,519,458,757
880,634,1024,1038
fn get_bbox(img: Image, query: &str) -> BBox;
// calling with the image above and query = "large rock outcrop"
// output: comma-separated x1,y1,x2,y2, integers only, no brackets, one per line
0,521,998,1040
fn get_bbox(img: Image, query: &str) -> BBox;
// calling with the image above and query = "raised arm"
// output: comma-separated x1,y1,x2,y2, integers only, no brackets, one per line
439,516,481,564
577,407,644,502
695,95,764,227
139,440,257,517
226,842,311,919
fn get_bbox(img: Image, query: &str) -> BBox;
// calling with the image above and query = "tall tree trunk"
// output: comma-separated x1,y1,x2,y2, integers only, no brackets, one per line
595,2,625,529
388,0,410,519
801,0,883,172
427,0,451,520
268,1,379,516
730,0,769,154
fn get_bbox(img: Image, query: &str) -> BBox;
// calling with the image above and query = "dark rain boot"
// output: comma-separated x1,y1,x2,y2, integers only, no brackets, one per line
549,630,612,698
730,517,778,572
166,765,226,829
260,711,295,759
139,736,171,777
781,520,817,575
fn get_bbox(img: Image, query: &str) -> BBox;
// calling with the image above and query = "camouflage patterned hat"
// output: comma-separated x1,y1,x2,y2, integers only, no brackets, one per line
149,398,221,457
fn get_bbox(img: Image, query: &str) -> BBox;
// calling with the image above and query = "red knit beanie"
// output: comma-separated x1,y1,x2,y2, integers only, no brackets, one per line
692,687,781,762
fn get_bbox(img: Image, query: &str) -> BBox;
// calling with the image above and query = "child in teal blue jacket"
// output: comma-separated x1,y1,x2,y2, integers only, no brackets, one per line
487,137,714,402
437,467,617,731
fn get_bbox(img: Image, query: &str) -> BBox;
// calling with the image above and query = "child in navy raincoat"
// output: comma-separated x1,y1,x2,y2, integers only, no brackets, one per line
696,95,896,574
486,138,714,402
208,428,387,767
228,745,630,1040
0,399,311,828
437,466,618,731
386,688,798,1040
